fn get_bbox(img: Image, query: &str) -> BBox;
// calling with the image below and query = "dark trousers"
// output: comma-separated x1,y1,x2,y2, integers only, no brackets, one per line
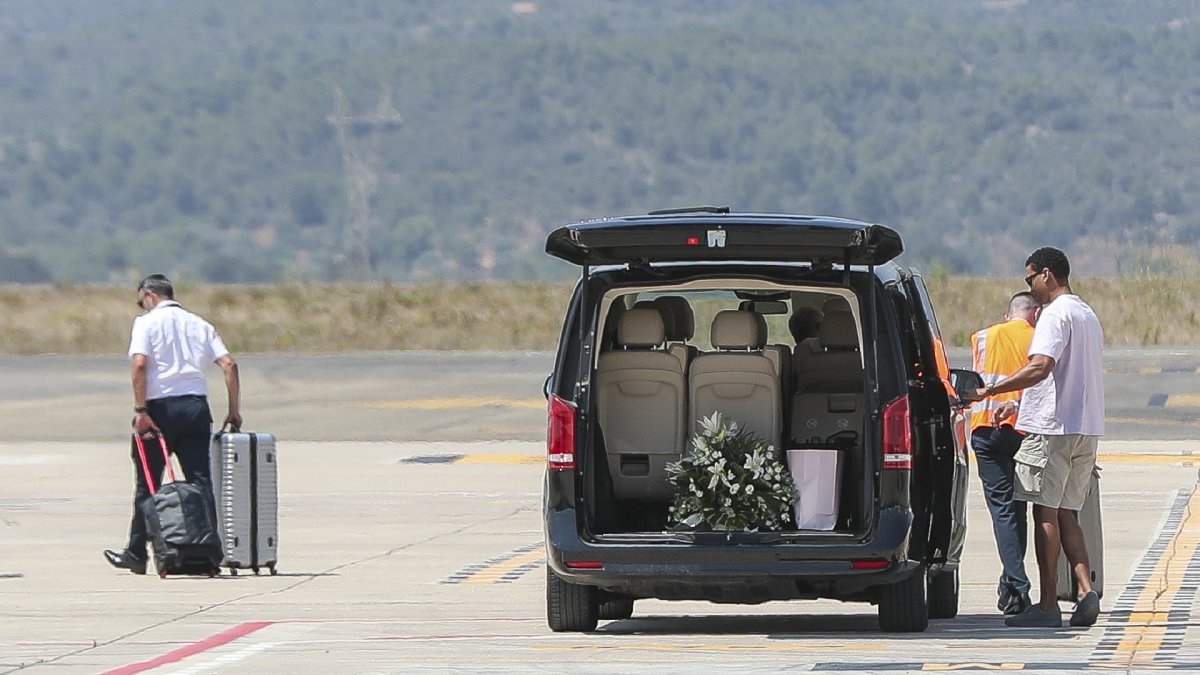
127,395,214,556
971,425,1031,599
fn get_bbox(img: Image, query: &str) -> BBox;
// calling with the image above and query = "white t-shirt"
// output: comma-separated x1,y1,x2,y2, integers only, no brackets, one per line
128,301,230,400
1015,294,1105,436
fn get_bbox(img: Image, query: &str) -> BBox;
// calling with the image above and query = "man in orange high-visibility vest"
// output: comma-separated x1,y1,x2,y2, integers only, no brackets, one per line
970,291,1039,616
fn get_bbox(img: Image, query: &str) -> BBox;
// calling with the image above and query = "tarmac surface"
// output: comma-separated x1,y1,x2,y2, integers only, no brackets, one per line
1,349,1199,673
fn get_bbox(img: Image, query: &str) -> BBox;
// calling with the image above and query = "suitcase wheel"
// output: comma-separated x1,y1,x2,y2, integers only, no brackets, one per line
269,564,278,576
253,566,261,575
230,568,238,577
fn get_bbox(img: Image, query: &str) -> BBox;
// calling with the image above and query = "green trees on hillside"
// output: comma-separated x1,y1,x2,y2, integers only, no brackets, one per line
1,0,1199,282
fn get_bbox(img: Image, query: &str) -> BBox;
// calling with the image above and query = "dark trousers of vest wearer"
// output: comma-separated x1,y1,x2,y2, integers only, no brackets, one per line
126,394,214,557
971,425,1031,599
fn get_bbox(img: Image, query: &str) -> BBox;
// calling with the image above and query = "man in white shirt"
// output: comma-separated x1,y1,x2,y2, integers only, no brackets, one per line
104,274,242,574
966,247,1104,628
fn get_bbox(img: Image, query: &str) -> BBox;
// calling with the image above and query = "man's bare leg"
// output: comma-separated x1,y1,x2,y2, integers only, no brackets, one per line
1032,503,1061,610
1058,509,1093,599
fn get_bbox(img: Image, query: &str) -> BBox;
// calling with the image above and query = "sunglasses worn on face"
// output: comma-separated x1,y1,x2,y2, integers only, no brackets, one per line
1024,269,1044,287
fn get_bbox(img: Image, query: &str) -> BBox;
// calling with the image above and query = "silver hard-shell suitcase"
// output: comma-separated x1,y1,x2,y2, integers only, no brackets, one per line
210,430,279,575
1057,473,1103,600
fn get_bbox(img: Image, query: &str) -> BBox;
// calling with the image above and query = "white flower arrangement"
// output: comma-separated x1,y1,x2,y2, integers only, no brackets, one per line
666,412,798,532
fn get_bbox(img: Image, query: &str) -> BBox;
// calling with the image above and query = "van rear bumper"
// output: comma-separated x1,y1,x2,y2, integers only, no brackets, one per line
544,506,919,602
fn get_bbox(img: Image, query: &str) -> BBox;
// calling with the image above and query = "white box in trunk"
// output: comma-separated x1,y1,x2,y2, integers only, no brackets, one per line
787,448,843,531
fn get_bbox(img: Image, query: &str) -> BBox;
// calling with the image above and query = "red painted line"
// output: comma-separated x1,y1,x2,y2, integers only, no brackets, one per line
102,621,273,675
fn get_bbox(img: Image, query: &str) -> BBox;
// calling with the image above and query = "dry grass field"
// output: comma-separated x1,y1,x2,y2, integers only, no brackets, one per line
0,276,1194,355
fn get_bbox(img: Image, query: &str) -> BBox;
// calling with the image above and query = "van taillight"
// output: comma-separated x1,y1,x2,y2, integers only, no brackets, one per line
882,395,912,470
547,394,577,470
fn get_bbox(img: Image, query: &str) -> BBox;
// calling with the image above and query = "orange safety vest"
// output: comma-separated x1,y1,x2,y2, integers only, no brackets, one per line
969,318,1034,432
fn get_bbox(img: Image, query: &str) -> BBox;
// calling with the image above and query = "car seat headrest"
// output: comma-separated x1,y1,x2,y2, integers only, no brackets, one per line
819,311,858,351
654,296,695,341
619,308,666,348
711,310,765,350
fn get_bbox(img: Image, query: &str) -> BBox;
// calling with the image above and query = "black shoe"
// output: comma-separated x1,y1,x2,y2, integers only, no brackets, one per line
1000,592,1032,616
1004,603,1063,628
103,549,147,575
1070,591,1101,627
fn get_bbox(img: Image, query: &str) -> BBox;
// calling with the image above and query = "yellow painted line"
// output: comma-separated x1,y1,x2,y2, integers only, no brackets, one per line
1095,454,1200,465
923,665,1024,671
461,548,544,585
457,454,542,465
1139,367,1163,374
534,643,889,652
1104,416,1200,426
969,452,1200,466
355,397,545,411
1099,488,1200,668
1164,394,1200,408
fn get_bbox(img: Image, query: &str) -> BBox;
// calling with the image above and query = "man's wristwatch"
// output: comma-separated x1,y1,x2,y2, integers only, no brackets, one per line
134,406,148,414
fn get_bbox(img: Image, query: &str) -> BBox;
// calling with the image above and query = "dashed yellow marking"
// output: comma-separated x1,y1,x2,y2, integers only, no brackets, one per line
1164,394,1200,408
923,665,1024,671
462,549,544,585
355,397,544,411
457,454,542,465
1139,367,1163,374
1098,489,1200,669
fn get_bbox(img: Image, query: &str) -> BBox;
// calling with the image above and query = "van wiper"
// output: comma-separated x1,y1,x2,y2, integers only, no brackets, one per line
647,205,731,216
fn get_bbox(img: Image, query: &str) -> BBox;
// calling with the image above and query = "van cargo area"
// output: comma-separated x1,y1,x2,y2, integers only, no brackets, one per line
583,282,882,541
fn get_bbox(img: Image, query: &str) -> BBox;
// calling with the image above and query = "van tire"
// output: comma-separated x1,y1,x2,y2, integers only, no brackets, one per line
598,596,635,620
547,566,599,632
878,567,929,632
927,568,959,619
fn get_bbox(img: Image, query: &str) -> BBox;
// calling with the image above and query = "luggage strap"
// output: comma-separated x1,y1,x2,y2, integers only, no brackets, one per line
133,432,178,496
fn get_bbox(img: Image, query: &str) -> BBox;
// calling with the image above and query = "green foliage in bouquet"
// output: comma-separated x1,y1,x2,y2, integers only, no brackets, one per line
666,412,798,532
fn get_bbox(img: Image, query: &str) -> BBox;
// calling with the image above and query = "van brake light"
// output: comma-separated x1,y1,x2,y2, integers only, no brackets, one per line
547,394,577,470
882,395,912,470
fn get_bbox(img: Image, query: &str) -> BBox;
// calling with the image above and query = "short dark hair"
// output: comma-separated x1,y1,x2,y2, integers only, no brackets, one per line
788,306,823,342
1025,247,1070,283
137,273,174,299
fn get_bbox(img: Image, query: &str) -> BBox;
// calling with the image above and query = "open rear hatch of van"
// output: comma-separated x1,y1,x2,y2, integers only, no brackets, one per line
545,209,903,267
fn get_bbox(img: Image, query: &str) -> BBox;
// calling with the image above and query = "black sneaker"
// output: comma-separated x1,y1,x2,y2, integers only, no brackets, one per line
1070,591,1100,627
103,548,148,575
1004,603,1063,628
1000,592,1032,616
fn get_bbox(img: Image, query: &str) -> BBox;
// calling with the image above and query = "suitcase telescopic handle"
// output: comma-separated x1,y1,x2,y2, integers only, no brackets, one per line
132,432,178,495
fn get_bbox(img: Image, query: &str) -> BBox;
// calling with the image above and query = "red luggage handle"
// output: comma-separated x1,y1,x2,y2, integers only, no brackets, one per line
133,432,178,496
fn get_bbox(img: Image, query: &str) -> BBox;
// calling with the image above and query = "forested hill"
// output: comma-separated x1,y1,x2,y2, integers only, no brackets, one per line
2,0,1200,284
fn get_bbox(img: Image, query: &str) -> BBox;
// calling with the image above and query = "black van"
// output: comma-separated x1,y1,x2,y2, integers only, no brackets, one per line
542,208,978,633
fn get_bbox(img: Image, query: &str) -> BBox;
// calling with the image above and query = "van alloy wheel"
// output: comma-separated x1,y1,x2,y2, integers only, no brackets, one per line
546,566,599,632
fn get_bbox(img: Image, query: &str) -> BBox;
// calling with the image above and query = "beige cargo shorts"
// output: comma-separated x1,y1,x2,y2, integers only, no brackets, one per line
1013,433,1098,510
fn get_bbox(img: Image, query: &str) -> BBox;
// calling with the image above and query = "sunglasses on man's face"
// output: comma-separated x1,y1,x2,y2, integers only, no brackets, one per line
1024,269,1044,287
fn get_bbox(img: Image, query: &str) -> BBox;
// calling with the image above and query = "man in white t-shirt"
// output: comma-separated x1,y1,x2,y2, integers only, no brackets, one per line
965,247,1104,629
103,274,242,575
